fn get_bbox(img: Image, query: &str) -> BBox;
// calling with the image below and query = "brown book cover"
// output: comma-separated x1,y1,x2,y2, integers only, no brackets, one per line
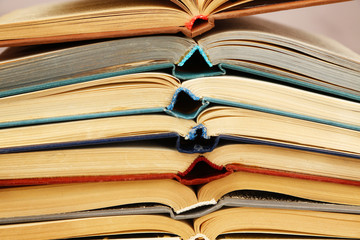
0,0,350,47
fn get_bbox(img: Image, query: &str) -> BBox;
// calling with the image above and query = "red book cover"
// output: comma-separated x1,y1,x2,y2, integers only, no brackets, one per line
2,155,359,187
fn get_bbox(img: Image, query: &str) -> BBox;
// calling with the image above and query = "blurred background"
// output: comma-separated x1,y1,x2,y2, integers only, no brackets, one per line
0,0,359,53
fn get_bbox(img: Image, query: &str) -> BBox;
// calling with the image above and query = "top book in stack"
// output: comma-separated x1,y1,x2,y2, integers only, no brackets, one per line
0,0,350,46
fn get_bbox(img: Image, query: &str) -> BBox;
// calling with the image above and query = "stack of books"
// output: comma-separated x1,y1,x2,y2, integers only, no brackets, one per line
0,0,359,239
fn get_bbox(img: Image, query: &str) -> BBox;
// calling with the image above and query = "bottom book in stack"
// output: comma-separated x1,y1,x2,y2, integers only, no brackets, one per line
1,170,360,240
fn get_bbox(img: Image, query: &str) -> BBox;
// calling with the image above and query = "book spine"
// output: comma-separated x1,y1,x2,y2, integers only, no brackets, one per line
186,124,209,140
176,126,219,153
177,156,232,185
185,15,209,30
178,45,213,67
165,87,209,119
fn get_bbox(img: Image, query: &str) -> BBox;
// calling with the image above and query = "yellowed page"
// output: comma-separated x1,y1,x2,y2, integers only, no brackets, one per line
183,76,360,127
207,144,360,181
202,0,253,15
0,0,189,40
170,0,200,14
0,146,196,179
0,215,194,240
0,73,179,124
198,106,360,155
0,179,198,218
196,208,360,240
0,114,195,149
0,0,183,23
199,17,360,64
198,171,360,206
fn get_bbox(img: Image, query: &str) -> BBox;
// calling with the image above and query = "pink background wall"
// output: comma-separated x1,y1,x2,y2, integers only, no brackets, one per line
0,0,359,53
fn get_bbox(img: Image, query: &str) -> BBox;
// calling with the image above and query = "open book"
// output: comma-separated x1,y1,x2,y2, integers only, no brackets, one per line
1,17,359,101
1,105,359,157
1,143,360,187
0,0,349,46
1,172,360,239
2,171,360,223
2,209,360,240
1,73,359,132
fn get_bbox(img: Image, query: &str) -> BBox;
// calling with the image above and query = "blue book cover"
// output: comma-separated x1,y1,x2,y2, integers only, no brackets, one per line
1,106,359,159
1,72,359,134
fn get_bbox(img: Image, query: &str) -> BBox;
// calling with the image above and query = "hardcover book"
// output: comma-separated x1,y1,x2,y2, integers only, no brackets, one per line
1,143,360,187
0,0,350,46
1,17,359,101
1,106,359,157
2,171,360,222
1,73,359,131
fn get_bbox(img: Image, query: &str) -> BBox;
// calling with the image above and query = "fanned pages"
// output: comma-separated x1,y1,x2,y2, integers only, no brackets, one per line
0,0,349,46
1,17,359,101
